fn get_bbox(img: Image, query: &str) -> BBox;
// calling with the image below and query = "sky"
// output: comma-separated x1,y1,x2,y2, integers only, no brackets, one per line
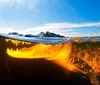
0,0,100,37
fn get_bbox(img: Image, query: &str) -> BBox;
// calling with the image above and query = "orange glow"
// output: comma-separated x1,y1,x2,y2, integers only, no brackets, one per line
5,38,100,75
7,44,52,58
5,38,77,71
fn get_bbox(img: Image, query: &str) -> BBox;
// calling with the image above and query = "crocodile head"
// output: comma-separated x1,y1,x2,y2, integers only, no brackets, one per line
5,38,76,72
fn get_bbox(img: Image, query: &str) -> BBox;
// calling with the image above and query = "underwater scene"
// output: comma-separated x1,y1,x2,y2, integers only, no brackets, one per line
0,34,100,85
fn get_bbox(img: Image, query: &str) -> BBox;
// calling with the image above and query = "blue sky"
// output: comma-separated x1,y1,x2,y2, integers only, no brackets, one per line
0,0,100,37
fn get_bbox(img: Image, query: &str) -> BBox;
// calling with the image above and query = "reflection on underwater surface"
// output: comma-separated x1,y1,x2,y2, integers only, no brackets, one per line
0,35,100,85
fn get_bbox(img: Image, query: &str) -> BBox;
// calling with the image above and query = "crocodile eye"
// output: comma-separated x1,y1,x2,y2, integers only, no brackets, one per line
80,52,85,58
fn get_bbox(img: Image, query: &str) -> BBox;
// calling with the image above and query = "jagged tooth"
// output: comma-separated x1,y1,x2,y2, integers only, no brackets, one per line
21,42,23,45
6,39,10,42
16,48,18,51
17,43,19,46
11,48,12,51
23,42,24,45
5,39,8,42
26,42,29,44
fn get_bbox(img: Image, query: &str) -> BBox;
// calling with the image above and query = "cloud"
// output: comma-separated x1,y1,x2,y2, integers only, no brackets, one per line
45,22,100,29
0,0,23,3
22,23,74,35
62,32,99,37
22,22,100,35
0,0,38,8
0,28,16,33
0,22,100,37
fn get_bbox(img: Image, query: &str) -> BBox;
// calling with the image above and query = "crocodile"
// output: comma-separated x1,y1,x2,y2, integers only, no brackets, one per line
0,35,100,85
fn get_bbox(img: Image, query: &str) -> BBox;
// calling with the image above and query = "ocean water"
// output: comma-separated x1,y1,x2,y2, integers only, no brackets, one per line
0,33,100,44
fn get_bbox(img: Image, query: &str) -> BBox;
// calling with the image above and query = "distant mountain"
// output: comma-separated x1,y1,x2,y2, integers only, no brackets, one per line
8,31,65,38
38,31,65,37
8,32,19,35
8,32,23,36
24,34,38,37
